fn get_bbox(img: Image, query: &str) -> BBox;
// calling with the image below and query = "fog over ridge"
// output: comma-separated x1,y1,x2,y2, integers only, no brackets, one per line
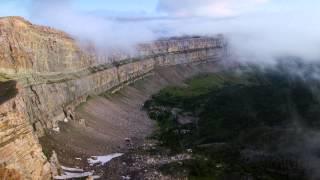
2,1,320,178
1,0,319,63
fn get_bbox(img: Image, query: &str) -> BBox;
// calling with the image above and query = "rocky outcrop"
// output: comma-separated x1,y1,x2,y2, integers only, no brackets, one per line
0,88,51,179
0,16,94,74
0,16,228,179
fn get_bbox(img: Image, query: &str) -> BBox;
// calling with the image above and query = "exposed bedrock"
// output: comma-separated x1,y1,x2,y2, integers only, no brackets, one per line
0,16,228,179
41,62,222,166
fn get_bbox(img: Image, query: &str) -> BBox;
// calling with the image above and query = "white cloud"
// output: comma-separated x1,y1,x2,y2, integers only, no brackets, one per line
157,0,270,17
28,0,156,57
3,0,320,65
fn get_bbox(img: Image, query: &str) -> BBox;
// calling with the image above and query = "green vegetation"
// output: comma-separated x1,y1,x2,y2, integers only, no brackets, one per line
144,63,317,179
0,73,10,82
145,73,244,112
0,74,18,104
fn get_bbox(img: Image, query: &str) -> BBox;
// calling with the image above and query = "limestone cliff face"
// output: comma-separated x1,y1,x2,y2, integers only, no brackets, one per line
0,16,94,74
0,17,227,179
0,87,51,179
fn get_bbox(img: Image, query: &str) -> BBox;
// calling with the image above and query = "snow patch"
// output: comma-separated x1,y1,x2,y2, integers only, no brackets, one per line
88,153,124,166
121,175,131,180
61,166,83,172
54,165,95,179
53,127,60,132
92,175,101,179
54,172,93,179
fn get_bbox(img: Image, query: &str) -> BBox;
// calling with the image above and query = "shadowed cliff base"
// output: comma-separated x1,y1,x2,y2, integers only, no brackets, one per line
39,61,223,168
0,80,18,105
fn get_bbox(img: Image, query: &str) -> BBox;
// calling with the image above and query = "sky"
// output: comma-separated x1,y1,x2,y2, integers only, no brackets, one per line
76,0,159,14
1,0,320,62
0,0,159,18
1,0,314,19
3,1,320,178
2,1,320,177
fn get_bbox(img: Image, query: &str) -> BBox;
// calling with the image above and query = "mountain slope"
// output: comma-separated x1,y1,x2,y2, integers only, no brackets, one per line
0,16,227,179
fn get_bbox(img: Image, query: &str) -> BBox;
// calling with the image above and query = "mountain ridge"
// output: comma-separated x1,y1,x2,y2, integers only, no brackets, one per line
0,16,227,179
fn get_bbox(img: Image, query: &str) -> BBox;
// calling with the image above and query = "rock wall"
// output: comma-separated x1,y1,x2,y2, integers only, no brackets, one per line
0,16,94,74
24,47,225,136
0,88,51,179
0,17,227,179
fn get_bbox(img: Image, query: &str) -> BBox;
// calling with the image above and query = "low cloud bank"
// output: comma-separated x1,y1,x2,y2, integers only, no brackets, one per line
1,0,319,63
3,0,320,178
29,0,156,54
23,0,320,64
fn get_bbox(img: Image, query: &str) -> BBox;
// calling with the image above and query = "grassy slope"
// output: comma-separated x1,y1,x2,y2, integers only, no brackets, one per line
145,69,312,179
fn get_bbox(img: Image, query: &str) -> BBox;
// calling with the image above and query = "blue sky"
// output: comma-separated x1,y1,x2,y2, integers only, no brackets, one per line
1,0,316,19
1,0,160,18
1,0,320,63
75,0,158,14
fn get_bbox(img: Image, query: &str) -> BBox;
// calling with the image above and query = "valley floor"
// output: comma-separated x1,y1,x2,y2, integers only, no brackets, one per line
39,62,221,179
42,60,320,180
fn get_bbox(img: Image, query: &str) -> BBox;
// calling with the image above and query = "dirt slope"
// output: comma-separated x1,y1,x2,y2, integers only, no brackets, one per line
40,62,221,167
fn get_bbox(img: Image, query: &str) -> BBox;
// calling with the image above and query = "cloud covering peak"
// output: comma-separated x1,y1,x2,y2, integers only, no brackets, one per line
1,0,320,64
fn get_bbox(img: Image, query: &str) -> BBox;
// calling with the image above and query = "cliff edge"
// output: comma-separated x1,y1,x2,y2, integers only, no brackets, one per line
0,16,94,75
0,16,227,179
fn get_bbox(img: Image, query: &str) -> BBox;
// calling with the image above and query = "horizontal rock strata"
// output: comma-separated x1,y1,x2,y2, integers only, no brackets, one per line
0,17,228,179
